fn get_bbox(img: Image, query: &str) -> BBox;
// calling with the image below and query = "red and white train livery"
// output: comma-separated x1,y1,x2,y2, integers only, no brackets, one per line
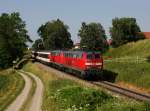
32,50,103,79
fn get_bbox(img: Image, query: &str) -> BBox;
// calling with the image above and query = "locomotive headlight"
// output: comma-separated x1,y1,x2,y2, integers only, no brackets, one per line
85,62,93,65
95,63,102,65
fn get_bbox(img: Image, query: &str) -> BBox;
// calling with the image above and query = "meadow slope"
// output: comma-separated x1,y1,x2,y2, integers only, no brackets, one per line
104,39,150,90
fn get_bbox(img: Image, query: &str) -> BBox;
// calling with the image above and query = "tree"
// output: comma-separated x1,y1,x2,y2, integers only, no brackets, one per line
37,19,73,50
0,12,32,68
32,39,44,50
78,22,108,52
110,17,145,47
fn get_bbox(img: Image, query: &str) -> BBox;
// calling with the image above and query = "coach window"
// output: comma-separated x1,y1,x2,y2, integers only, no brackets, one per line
68,53,69,57
41,54,48,58
79,53,82,59
51,52,55,56
70,53,73,58
73,54,76,58
76,54,78,58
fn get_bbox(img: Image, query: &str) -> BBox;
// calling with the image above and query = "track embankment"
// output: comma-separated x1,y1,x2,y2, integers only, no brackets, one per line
36,62,150,102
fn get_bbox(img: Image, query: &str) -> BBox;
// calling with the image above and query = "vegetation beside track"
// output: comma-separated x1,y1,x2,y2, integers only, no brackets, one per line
23,62,150,111
0,69,24,111
104,39,150,90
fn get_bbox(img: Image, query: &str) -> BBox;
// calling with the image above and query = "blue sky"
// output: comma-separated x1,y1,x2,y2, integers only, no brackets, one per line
0,0,150,43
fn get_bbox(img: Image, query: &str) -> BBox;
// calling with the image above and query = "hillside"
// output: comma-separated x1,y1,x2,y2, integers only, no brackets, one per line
105,39,150,58
104,39,150,91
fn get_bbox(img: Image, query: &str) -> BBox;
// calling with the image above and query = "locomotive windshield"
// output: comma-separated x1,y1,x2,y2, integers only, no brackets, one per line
87,54,92,59
87,52,100,59
95,54,100,59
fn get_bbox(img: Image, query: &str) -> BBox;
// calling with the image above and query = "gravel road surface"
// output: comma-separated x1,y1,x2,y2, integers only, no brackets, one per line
6,72,32,111
21,70,44,111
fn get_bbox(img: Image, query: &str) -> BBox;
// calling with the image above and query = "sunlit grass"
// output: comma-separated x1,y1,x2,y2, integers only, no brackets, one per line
105,39,150,58
104,39,150,90
23,62,150,111
0,69,24,111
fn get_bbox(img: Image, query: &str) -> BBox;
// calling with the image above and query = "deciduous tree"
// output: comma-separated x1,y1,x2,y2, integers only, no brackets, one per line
0,12,32,68
32,39,44,50
37,19,73,50
78,22,108,52
110,17,145,47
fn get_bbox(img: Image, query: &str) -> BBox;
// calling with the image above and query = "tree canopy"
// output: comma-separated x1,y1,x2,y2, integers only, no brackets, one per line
32,39,44,50
78,22,108,52
37,19,73,50
110,17,145,47
0,12,32,69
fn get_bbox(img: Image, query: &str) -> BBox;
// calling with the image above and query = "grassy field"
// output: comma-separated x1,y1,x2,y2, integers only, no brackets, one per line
0,69,24,111
104,39,150,90
105,39,150,58
23,62,150,111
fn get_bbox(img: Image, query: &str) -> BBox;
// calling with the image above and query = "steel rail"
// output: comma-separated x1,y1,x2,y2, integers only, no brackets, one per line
92,81,150,101
36,62,150,102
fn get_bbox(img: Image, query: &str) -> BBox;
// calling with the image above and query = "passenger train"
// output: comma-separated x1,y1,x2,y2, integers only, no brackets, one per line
32,50,103,79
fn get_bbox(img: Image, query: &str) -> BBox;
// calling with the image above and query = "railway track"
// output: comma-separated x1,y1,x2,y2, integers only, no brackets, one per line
92,81,150,101
36,63,150,102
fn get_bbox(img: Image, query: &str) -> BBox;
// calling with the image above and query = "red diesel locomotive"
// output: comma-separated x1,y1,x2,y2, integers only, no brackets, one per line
32,50,103,79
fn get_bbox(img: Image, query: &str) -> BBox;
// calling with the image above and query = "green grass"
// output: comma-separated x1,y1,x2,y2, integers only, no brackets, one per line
104,39,150,90
23,62,150,111
105,39,150,58
0,69,25,111
105,62,150,89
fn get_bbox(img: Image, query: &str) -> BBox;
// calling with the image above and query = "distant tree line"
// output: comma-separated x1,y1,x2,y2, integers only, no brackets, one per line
33,20,109,52
33,17,145,52
0,12,145,69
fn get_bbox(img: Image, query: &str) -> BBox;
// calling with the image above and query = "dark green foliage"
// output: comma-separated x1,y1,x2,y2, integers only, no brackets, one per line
32,39,44,50
0,12,32,68
78,22,108,52
37,19,73,50
110,17,145,47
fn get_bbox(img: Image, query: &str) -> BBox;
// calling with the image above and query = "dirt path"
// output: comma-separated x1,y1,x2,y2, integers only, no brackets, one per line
6,72,32,111
21,70,44,111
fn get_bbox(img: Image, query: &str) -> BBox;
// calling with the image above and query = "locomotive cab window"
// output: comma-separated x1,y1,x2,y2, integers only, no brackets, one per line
95,54,100,59
87,54,92,59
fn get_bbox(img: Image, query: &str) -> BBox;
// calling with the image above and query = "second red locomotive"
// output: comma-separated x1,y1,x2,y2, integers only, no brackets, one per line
32,50,103,79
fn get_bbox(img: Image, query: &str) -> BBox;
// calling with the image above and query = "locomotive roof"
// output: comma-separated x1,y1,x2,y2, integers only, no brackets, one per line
34,50,101,54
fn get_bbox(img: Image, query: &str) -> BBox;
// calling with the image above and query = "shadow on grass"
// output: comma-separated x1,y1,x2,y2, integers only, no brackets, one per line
146,56,150,62
102,70,118,82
